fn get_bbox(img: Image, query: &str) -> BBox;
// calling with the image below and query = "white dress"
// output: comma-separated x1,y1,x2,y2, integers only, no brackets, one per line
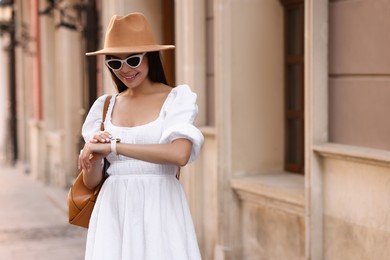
82,85,204,260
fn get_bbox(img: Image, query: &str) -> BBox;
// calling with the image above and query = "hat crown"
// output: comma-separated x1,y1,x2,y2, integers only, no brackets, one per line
85,12,174,56
104,13,157,49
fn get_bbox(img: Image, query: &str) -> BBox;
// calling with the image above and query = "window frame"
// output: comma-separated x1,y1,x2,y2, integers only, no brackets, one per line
163,0,175,86
282,0,305,174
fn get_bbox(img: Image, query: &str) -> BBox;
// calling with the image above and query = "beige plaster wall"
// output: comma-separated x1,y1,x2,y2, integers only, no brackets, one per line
322,157,390,259
213,0,303,259
329,77,390,150
242,201,305,260
180,132,218,260
324,215,390,260
174,1,214,259
53,27,84,185
174,0,206,123
328,0,390,74
326,2,390,257
15,0,33,165
37,0,58,182
305,0,329,257
123,0,164,43
28,0,85,186
39,0,56,131
232,172,305,260
229,0,284,175
328,0,390,149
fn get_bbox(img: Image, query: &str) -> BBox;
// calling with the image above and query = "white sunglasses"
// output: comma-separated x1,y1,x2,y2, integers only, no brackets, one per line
105,53,146,71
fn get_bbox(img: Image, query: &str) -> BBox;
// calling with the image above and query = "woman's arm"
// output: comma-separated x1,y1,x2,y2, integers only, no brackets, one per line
82,156,104,190
117,139,193,166
79,131,111,189
79,138,193,178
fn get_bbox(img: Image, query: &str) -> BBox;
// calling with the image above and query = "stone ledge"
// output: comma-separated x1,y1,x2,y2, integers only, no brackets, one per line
231,172,305,216
313,143,390,167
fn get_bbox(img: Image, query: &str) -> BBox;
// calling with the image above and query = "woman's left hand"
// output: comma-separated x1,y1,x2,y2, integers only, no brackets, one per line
90,131,113,143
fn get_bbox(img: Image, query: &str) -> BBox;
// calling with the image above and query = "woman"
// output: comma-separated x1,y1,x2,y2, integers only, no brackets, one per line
79,13,204,260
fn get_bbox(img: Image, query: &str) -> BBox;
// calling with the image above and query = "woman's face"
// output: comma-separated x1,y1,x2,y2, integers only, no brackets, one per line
106,53,149,89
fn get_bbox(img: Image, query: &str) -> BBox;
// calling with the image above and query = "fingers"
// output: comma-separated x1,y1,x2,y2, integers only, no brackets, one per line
79,143,109,171
79,146,90,171
79,144,96,171
90,131,113,143
78,149,83,170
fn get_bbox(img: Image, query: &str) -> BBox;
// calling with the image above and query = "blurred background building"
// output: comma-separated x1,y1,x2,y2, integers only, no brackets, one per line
0,0,389,259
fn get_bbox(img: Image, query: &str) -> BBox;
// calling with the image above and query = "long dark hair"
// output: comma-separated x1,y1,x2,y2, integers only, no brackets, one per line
107,51,169,93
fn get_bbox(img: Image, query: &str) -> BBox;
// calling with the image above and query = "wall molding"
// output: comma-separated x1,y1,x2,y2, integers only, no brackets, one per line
231,172,305,216
314,143,390,168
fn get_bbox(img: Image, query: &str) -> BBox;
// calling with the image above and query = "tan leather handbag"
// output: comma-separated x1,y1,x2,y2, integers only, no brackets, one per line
68,95,111,228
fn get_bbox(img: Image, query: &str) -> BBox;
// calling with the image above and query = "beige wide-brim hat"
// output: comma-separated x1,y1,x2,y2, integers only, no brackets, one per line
86,12,175,56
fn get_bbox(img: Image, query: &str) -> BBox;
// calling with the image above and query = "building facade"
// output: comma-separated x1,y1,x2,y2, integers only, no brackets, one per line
1,0,390,259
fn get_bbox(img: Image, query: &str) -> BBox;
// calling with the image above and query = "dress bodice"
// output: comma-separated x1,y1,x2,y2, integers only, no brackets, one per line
81,85,204,176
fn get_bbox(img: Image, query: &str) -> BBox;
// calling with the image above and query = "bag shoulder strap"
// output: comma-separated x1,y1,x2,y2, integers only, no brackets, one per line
100,95,112,131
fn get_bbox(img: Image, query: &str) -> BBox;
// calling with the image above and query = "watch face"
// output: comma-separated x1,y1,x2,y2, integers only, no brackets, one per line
111,138,121,143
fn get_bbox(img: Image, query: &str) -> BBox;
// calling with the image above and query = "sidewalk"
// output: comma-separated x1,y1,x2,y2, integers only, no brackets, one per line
0,166,87,260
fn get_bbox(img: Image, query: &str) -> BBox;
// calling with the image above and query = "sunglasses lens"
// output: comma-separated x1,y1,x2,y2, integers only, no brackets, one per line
126,56,141,67
107,60,122,70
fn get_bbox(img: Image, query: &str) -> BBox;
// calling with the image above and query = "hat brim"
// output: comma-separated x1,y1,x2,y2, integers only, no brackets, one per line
86,45,175,56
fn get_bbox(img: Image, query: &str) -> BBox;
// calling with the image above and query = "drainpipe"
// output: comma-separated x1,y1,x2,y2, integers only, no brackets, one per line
8,2,17,164
32,0,42,120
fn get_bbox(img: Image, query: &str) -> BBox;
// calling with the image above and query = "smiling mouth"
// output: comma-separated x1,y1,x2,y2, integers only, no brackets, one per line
123,73,138,80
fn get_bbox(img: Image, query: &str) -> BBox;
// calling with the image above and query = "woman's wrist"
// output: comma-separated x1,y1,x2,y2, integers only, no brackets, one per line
89,157,104,167
110,138,121,155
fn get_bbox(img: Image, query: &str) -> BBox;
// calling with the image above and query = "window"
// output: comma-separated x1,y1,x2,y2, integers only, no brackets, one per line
283,0,304,173
163,0,175,86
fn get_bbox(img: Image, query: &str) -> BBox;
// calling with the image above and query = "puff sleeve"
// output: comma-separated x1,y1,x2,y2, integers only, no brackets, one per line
81,95,109,143
159,85,204,163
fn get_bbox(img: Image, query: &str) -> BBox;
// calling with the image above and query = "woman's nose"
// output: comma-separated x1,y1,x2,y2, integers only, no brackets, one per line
120,62,132,72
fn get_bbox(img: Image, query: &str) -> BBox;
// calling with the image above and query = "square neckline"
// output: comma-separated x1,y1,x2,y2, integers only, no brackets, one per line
107,88,175,129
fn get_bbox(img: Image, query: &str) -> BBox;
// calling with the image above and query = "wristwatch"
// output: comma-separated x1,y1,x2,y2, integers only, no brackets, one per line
110,138,121,155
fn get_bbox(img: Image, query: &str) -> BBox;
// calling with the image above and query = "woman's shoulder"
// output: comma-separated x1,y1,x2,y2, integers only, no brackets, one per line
172,84,194,94
169,84,197,101
93,94,112,106
162,84,198,115
86,94,114,116
94,94,110,103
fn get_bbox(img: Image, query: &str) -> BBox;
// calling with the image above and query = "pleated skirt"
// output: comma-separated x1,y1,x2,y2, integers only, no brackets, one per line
85,174,201,260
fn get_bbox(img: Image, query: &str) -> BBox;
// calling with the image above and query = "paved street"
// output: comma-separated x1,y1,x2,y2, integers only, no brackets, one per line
0,166,87,260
